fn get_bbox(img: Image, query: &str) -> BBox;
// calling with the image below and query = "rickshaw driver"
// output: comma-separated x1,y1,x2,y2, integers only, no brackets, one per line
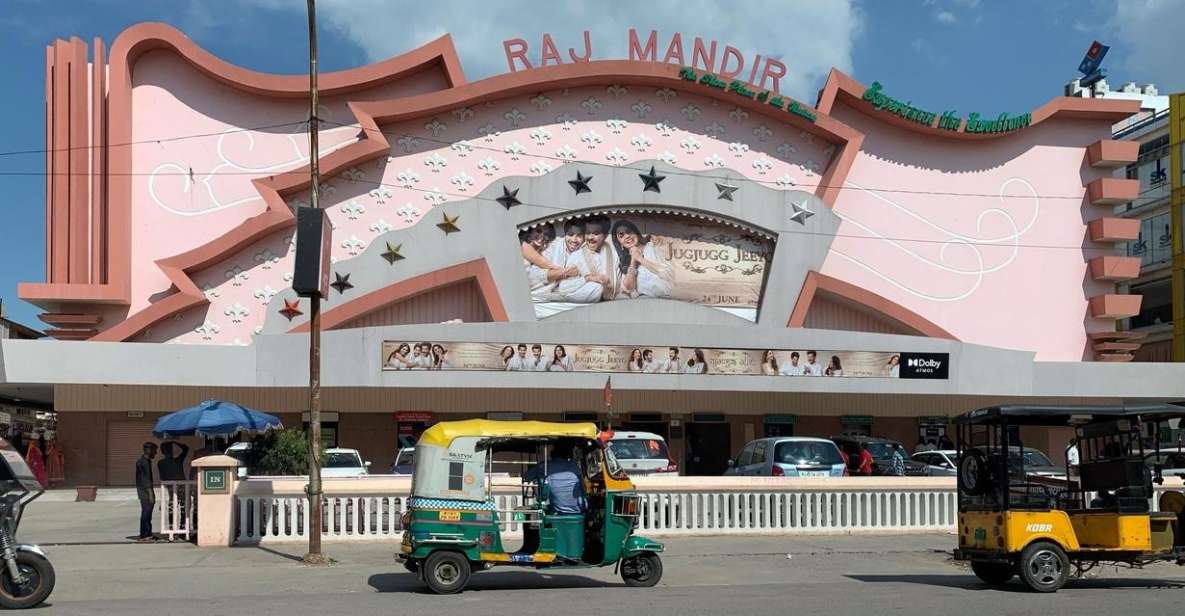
523,443,587,514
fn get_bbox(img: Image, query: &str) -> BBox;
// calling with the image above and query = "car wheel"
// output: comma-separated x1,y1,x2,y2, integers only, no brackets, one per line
970,560,1014,585
621,552,663,587
422,551,471,594
1017,541,1068,593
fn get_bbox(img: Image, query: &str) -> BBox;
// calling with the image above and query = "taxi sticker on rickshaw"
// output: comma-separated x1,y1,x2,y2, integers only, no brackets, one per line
439,510,462,521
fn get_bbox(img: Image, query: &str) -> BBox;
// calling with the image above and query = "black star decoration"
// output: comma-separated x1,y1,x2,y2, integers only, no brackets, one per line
788,199,816,225
568,171,593,194
638,166,665,193
437,212,461,234
330,272,354,294
496,185,521,209
715,182,739,201
380,241,404,264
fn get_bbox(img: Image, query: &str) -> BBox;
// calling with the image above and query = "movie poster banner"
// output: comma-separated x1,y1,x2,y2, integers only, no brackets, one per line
382,341,948,380
519,211,774,320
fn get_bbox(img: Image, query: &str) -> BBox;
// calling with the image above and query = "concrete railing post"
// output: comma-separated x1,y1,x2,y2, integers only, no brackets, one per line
191,455,242,548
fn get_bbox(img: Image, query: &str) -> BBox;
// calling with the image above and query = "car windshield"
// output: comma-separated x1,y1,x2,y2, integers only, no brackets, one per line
775,441,844,466
323,452,361,468
866,442,904,459
608,439,670,460
395,450,414,466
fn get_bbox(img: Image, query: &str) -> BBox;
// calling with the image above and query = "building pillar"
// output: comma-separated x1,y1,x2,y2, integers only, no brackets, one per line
191,454,241,548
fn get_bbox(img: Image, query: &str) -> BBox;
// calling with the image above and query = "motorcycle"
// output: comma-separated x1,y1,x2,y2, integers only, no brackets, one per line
0,440,54,609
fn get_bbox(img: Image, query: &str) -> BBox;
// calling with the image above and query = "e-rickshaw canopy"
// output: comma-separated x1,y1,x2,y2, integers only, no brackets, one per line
954,404,1185,427
417,419,599,448
411,420,600,503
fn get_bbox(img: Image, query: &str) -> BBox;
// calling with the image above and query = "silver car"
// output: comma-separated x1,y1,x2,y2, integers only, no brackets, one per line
911,450,958,476
725,437,847,477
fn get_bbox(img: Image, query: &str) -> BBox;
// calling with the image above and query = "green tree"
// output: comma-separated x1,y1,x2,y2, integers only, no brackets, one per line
247,429,315,476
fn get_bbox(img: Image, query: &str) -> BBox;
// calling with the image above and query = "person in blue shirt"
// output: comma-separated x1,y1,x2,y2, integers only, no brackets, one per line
523,444,587,515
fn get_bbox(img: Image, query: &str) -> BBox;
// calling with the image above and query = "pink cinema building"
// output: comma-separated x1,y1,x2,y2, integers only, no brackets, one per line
4,23,1176,485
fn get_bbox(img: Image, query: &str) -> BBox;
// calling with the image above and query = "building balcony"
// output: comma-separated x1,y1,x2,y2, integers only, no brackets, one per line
1088,217,1141,242
1086,177,1139,206
1088,255,1142,281
1086,139,1139,168
1088,294,1143,319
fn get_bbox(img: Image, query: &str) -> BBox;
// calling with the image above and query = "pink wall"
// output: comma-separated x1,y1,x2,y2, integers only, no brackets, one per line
824,106,1115,360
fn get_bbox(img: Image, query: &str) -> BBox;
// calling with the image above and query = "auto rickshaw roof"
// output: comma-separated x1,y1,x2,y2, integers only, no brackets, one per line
954,403,1185,426
417,419,599,448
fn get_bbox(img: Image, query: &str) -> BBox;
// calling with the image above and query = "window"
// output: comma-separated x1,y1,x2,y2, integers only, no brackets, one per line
447,461,465,491
1127,212,1172,267
322,452,362,468
752,441,768,465
608,438,670,460
1129,278,1173,328
737,443,755,466
775,441,844,466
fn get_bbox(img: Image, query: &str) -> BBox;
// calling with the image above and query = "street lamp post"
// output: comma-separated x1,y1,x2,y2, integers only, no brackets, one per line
303,0,326,566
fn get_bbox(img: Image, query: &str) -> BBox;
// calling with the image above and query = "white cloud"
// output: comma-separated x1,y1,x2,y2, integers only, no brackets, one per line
248,0,864,102
935,10,957,23
910,38,947,66
1113,0,1185,92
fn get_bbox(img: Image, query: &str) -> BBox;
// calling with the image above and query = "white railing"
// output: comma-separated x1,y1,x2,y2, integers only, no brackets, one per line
634,489,957,535
159,481,196,542
229,476,963,545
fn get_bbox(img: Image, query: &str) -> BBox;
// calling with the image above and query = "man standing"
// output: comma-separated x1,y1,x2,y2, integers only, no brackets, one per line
158,441,190,528
136,442,158,542
856,444,874,476
803,351,823,376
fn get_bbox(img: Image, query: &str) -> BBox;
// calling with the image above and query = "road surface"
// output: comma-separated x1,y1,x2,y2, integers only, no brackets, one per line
34,534,1185,615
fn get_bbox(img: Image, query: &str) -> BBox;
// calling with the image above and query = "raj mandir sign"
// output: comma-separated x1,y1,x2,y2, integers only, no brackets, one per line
503,29,788,94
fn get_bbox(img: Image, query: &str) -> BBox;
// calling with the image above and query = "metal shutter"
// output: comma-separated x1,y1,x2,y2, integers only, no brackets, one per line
106,421,154,486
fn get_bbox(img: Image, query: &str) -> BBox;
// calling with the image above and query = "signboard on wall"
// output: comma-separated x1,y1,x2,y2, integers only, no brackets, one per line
520,211,774,321
383,340,949,380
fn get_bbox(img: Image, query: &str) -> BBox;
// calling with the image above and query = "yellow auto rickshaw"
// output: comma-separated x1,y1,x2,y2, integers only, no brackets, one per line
954,404,1185,592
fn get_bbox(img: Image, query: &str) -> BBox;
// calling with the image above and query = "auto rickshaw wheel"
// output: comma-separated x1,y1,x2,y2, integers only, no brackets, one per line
1017,541,1069,593
621,552,663,587
970,560,1014,585
422,551,471,594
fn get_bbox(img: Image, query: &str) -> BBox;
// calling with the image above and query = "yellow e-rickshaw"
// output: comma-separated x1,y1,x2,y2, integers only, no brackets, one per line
954,404,1185,592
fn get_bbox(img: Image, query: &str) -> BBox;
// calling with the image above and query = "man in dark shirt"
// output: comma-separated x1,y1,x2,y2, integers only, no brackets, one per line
158,441,190,528
136,442,158,542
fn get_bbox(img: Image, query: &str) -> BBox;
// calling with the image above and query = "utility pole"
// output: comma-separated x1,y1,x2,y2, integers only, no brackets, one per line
303,0,326,566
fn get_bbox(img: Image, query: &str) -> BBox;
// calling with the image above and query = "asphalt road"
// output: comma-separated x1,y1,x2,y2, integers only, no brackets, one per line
29,534,1185,615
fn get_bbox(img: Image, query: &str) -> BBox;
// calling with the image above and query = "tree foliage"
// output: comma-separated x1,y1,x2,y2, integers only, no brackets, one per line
246,429,312,476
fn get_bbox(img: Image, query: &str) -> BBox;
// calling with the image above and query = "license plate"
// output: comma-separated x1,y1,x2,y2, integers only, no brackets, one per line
799,471,828,477
438,510,461,521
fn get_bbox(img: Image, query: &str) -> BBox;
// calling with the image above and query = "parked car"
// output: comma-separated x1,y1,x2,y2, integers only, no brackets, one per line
606,431,678,476
725,437,846,477
226,443,372,477
912,450,958,476
830,435,928,476
322,448,371,477
391,447,415,475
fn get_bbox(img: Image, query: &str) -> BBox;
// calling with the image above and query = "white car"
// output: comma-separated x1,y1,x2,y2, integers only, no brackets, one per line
606,431,678,476
912,450,958,476
321,448,371,477
224,443,371,477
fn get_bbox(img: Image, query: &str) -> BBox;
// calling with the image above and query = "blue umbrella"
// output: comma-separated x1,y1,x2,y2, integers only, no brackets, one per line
153,400,284,439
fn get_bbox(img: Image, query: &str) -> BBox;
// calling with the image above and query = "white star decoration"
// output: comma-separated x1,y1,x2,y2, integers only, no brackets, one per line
789,199,815,225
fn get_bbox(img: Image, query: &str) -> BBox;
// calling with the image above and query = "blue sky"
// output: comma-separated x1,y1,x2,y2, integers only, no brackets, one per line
0,0,1181,329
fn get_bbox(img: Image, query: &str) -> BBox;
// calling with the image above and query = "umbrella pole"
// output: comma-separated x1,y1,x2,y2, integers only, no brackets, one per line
303,0,326,566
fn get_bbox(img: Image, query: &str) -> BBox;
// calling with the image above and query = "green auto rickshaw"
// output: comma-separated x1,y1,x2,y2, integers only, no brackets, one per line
397,419,665,593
